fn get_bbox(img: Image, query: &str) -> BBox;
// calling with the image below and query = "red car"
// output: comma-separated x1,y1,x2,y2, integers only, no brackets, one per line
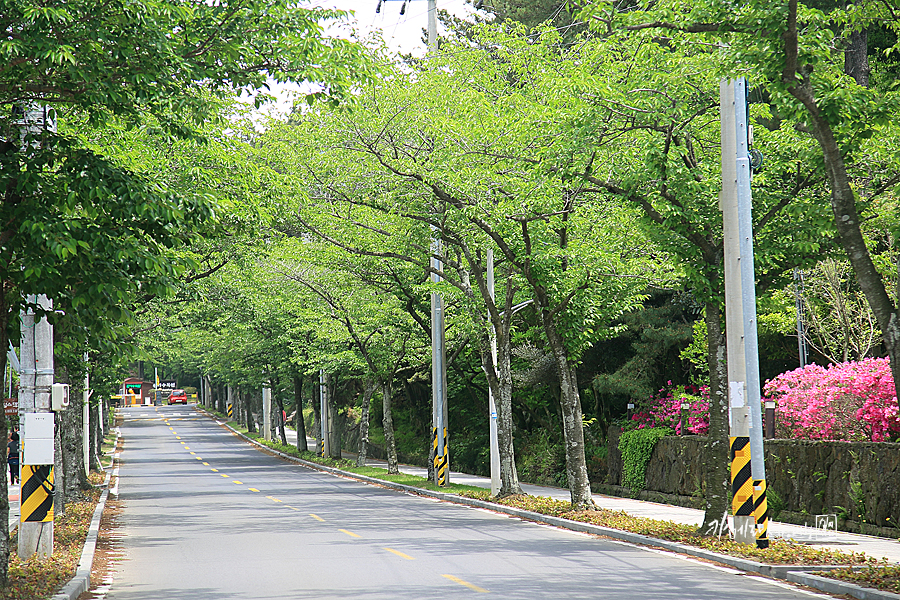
168,389,187,405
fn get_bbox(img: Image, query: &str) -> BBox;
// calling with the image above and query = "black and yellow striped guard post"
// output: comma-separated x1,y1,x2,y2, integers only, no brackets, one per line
21,464,54,523
730,437,753,517
226,403,233,419
753,479,769,549
435,427,448,487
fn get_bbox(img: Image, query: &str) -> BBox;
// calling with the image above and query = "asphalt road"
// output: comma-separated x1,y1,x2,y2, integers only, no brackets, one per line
96,404,835,600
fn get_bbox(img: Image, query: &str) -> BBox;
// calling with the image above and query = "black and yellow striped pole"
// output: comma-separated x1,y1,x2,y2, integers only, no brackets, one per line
227,403,233,419
753,479,769,548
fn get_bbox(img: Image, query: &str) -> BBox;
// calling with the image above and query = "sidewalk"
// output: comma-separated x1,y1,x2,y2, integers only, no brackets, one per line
275,426,900,564
8,485,18,533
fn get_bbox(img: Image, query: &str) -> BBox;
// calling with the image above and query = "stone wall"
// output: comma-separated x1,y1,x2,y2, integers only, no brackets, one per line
603,427,900,538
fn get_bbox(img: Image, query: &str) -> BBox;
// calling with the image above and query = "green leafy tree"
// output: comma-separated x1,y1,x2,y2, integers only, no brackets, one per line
0,0,371,581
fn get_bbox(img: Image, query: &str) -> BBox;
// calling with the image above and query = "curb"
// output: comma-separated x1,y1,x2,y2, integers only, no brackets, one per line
204,410,895,600
786,572,900,600
52,428,119,600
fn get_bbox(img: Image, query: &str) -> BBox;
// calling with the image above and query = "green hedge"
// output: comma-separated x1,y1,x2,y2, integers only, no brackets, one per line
618,427,673,490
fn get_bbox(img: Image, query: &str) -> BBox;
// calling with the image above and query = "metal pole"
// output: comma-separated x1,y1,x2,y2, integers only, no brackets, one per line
486,249,500,496
794,269,808,368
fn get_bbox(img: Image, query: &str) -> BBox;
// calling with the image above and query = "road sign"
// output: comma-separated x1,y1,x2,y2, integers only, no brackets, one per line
4,398,17,418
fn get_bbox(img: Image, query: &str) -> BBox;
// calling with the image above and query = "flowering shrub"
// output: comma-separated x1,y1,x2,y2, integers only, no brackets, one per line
763,358,900,442
631,382,710,435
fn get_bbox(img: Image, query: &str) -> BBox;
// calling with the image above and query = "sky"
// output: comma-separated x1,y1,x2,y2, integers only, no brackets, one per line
315,0,475,56
260,0,477,116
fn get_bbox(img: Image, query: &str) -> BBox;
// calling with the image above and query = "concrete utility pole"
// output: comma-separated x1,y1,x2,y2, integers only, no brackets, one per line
18,295,56,558
720,78,769,548
486,250,500,496
319,370,330,458
262,386,272,442
424,0,449,488
83,352,90,479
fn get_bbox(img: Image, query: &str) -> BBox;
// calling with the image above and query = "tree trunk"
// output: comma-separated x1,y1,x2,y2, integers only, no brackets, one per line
700,301,731,533
312,380,322,455
274,393,288,446
327,379,341,459
54,410,66,516
0,411,9,586
541,314,594,510
357,378,375,467
294,374,308,452
480,329,523,496
244,388,256,434
785,0,900,430
381,380,399,474
844,27,869,88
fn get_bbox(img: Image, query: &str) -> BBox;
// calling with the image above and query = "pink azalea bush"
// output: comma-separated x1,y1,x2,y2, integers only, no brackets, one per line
631,382,710,435
763,358,900,442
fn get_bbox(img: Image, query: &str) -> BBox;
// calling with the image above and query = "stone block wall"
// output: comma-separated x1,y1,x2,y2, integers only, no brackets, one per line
604,427,900,537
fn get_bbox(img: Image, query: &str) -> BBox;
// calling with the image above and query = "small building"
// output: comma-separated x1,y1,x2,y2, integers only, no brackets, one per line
122,378,153,406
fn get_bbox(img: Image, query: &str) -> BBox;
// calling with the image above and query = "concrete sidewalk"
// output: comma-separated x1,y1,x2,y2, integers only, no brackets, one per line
8,485,18,533
275,425,900,564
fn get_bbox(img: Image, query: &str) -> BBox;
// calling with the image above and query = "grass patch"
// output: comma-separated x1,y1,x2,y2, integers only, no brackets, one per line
3,482,102,599
824,562,900,593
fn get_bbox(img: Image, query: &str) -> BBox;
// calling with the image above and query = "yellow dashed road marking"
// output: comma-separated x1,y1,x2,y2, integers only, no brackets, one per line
195,456,202,460
286,506,299,511
442,575,488,593
202,462,209,466
211,468,218,472
384,548,415,560
339,529,360,538
310,514,324,522
233,480,243,485
248,488,260,492
220,474,229,478
184,447,190,450
168,427,174,431
266,496,282,503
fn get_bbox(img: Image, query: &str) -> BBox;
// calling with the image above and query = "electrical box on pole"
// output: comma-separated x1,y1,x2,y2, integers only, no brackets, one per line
51,383,69,411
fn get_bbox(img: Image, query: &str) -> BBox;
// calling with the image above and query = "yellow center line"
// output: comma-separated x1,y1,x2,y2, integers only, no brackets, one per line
442,575,488,593
310,514,324,522
286,506,300,511
220,474,229,478
190,452,196,455
195,456,202,460
168,427,174,431
266,496,282,503
338,529,360,538
211,468,218,472
248,488,260,492
184,447,190,450
384,548,415,560
233,480,243,485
